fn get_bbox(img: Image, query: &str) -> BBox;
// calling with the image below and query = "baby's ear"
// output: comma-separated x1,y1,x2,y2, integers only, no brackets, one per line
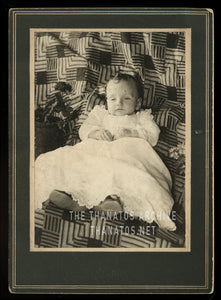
136,98,142,110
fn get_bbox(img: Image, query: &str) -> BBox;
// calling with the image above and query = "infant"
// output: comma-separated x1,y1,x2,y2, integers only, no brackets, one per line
79,73,160,146
35,72,176,231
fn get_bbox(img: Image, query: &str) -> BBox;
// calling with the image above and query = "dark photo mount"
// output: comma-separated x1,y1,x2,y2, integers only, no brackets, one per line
8,7,214,294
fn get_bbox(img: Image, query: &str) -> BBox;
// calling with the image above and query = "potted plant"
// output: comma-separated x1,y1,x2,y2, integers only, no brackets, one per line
35,81,79,158
168,143,185,175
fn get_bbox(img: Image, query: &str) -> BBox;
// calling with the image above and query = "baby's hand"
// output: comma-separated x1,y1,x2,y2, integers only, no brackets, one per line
115,128,139,139
89,129,113,141
98,129,113,141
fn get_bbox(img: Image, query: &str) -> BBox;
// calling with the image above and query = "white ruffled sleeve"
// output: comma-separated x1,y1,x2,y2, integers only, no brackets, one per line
79,105,107,140
136,109,160,147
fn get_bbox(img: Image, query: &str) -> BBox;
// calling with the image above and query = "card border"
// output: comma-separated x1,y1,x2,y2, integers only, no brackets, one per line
9,7,214,294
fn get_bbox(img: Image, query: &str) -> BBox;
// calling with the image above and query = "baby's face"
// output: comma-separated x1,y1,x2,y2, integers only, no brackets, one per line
106,79,141,116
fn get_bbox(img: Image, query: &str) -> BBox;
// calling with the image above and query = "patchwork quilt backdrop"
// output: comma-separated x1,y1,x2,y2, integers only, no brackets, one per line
34,31,186,248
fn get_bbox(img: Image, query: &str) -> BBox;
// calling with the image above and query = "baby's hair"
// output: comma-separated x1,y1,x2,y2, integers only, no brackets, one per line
108,72,144,100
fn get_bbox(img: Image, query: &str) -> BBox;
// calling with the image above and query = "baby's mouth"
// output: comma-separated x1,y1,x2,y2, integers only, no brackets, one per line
114,109,126,116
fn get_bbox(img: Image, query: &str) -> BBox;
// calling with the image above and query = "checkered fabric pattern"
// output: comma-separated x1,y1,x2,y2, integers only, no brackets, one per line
34,31,186,247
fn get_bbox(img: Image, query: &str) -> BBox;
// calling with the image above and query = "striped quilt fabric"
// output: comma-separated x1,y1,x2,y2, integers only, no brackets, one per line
35,204,185,248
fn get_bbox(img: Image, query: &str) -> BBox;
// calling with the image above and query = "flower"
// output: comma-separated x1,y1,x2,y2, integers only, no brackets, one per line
168,143,185,160
35,81,81,140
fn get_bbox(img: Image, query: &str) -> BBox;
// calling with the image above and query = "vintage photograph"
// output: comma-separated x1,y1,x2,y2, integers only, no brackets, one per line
9,7,214,294
31,29,191,250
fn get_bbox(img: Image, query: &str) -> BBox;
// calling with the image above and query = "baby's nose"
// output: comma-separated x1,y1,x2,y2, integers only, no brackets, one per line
116,98,123,105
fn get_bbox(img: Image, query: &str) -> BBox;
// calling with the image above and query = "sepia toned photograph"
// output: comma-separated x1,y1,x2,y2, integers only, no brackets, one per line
30,29,191,251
